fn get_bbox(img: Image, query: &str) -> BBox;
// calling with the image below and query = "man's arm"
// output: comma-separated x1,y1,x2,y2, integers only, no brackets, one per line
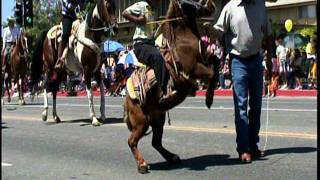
122,10,146,25
2,29,7,51
203,3,229,41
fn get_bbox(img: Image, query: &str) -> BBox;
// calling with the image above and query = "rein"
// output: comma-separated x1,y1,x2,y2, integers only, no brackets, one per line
146,17,184,25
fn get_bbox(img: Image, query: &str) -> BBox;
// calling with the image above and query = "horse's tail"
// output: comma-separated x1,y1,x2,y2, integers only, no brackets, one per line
123,98,132,132
31,29,49,85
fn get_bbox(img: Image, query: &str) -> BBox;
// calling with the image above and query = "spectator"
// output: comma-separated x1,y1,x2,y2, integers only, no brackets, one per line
306,36,317,89
214,40,225,89
269,56,280,97
275,38,288,89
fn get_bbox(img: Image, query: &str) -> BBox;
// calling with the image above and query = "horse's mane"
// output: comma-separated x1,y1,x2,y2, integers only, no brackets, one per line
85,4,95,28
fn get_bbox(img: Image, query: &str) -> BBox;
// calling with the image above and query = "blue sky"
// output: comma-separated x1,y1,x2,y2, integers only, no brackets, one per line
2,0,15,35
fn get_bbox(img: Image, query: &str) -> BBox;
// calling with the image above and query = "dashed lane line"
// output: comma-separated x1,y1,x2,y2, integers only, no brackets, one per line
2,162,13,167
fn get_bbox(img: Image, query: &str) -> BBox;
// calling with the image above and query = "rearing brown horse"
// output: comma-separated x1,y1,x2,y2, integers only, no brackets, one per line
124,0,219,173
31,0,117,125
2,31,29,105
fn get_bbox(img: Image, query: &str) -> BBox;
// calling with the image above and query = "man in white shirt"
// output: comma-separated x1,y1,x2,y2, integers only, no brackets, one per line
2,16,21,71
275,38,288,89
205,0,272,163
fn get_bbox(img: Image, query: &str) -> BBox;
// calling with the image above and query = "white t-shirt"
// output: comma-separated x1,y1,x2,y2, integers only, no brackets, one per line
276,44,286,62
3,26,20,45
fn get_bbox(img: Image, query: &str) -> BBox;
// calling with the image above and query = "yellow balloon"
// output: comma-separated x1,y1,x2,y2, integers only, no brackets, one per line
285,19,293,32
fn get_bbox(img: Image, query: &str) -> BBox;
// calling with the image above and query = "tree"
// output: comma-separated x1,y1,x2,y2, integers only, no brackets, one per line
25,0,62,57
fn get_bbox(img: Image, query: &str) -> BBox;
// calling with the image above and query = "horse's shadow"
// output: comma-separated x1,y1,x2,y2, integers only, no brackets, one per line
149,147,317,171
150,154,240,171
45,117,123,126
2,122,9,129
264,147,317,156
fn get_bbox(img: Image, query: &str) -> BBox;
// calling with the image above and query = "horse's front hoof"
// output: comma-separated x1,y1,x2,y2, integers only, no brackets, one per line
92,117,102,126
100,115,106,123
42,112,48,122
137,163,150,174
54,116,61,123
19,100,26,105
205,98,213,109
168,154,181,164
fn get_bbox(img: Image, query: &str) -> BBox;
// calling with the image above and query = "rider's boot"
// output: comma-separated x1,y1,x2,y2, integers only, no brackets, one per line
54,41,67,70
158,85,177,104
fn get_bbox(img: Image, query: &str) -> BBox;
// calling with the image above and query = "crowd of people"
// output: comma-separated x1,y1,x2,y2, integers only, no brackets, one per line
199,34,317,98
14,34,316,98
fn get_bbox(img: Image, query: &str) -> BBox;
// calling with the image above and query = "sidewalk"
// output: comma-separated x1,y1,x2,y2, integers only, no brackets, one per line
195,89,317,97
55,89,317,97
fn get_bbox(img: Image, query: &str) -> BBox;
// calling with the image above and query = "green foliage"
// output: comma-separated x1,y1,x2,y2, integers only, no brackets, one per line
296,27,317,39
24,0,62,56
26,0,62,38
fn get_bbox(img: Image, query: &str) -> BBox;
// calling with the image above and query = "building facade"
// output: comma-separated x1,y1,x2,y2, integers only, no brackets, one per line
266,0,317,27
115,0,170,44
114,0,228,44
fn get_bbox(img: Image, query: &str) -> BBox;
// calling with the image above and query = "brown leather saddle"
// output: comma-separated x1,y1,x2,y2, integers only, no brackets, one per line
126,35,178,105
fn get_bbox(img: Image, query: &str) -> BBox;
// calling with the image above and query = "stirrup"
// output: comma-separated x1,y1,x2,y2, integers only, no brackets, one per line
54,58,65,69
159,90,177,104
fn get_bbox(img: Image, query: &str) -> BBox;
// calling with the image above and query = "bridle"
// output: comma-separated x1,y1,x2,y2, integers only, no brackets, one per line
87,0,117,37
17,33,29,59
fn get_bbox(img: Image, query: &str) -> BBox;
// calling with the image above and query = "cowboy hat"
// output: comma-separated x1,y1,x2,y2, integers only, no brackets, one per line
7,16,16,22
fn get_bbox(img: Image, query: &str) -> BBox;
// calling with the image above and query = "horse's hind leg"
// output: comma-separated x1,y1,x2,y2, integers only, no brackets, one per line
128,126,150,173
52,91,61,123
151,113,181,164
127,107,150,173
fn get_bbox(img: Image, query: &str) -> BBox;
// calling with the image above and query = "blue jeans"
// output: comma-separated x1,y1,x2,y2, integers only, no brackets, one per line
231,55,263,154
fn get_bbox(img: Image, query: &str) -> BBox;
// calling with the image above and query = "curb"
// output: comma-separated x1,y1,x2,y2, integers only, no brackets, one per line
54,89,317,97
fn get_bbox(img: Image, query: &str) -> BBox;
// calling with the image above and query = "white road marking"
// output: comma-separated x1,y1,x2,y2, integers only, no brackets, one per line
2,103,317,112
2,162,13,167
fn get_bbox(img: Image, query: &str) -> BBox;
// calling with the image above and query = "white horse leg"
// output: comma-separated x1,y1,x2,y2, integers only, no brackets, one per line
42,89,49,121
99,80,106,122
86,87,101,126
52,91,61,123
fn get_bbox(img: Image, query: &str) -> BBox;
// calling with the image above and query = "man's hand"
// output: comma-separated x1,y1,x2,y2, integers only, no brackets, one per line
136,15,146,25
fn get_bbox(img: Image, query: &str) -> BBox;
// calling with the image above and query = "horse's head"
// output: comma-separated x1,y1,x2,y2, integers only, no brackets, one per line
171,0,216,18
16,31,29,58
95,0,118,36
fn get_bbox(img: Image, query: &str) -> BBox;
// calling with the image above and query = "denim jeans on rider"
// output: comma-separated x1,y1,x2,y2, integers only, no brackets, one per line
231,54,263,154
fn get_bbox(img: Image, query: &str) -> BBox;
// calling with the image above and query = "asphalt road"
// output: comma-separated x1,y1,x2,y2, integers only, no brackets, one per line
2,96,317,179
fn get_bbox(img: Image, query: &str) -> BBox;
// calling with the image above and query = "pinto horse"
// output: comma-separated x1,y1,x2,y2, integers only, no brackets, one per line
124,0,220,173
31,0,117,125
2,31,29,105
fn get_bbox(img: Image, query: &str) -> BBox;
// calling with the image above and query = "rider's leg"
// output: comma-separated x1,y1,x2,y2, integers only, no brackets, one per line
55,16,73,69
2,46,10,71
133,43,169,92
